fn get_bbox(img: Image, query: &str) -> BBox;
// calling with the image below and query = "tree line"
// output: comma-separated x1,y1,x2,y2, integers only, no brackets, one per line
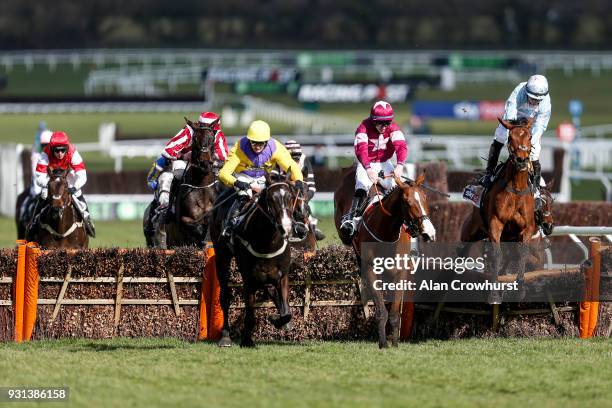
1,0,610,49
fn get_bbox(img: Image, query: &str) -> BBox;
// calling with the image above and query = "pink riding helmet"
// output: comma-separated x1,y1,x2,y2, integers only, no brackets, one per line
370,100,394,122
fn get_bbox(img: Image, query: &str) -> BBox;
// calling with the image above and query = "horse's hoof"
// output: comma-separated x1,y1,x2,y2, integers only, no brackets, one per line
217,337,233,348
269,314,292,330
283,321,294,331
488,290,503,305
240,339,255,348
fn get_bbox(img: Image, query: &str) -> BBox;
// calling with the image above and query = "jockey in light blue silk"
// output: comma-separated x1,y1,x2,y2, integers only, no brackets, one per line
480,74,551,195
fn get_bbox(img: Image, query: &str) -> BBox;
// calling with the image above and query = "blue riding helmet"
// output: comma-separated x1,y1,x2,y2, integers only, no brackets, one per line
146,156,170,190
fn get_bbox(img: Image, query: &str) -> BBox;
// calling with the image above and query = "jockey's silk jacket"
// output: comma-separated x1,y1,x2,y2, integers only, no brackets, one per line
503,82,552,142
35,143,87,190
219,137,304,187
354,119,408,169
162,124,229,162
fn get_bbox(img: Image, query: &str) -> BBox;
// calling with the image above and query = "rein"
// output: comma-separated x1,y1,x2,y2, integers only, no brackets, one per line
235,184,289,258
40,221,83,238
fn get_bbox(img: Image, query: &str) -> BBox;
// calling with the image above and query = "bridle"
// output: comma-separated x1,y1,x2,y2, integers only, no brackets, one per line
40,175,83,238
507,127,531,172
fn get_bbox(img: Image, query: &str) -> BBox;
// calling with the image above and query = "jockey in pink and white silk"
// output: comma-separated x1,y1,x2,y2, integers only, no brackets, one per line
341,100,409,236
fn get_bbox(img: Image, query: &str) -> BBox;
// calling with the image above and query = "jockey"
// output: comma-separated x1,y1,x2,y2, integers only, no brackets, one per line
20,129,53,222
480,74,551,193
146,111,228,212
218,120,305,237
340,100,408,236
33,131,96,237
275,140,325,241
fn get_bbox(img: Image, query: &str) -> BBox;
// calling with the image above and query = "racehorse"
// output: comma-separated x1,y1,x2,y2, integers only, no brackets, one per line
26,168,88,249
15,188,34,240
144,118,218,248
334,169,437,348
210,174,307,347
459,118,538,300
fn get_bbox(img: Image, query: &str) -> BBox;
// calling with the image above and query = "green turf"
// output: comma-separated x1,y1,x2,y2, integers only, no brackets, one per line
0,337,610,408
0,216,341,249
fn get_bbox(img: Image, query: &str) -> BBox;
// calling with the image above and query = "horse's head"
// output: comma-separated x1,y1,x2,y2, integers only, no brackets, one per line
537,180,555,236
46,168,71,221
262,172,305,241
185,117,215,170
499,117,533,172
394,173,436,242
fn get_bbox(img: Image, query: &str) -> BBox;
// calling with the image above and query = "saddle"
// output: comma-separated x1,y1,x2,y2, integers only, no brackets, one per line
463,161,537,208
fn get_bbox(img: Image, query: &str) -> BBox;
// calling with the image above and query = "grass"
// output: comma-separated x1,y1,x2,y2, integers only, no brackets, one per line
0,216,341,249
0,337,610,407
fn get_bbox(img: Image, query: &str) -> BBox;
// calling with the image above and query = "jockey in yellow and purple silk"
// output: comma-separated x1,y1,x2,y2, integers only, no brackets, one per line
218,120,304,237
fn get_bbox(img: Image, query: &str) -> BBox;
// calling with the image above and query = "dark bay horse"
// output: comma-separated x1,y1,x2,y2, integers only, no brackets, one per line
144,119,218,248
334,171,436,348
26,168,88,249
459,118,538,300
15,188,33,240
210,175,307,347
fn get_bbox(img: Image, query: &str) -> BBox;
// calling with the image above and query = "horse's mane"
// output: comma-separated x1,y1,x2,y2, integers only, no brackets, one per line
507,118,531,127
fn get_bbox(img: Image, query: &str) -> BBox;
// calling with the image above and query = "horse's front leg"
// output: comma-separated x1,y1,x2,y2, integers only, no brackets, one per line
268,272,292,330
514,228,535,301
487,217,504,304
364,263,389,349
215,250,234,347
388,295,402,348
241,287,257,348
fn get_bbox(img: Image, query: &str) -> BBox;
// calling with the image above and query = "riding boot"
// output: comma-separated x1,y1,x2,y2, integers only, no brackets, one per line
479,140,504,188
340,189,367,236
76,195,96,238
532,160,542,195
222,196,248,238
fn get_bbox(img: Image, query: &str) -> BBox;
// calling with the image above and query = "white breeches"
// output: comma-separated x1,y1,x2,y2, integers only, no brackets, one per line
235,173,266,197
355,160,396,192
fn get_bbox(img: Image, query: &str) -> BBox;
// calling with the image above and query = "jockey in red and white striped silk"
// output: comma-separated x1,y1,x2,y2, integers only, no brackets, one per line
33,131,96,237
146,111,229,209
340,100,409,236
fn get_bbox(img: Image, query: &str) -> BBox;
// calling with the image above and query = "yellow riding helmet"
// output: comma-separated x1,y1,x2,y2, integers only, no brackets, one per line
247,120,271,142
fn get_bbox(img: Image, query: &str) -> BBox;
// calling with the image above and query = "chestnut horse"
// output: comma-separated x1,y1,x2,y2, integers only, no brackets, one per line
334,170,436,348
26,168,88,249
459,118,538,301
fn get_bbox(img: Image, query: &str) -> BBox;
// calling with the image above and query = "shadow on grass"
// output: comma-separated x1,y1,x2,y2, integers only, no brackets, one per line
66,340,183,353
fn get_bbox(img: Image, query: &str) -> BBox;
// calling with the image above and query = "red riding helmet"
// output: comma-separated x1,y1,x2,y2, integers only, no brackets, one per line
49,131,70,149
198,111,220,128
370,100,394,122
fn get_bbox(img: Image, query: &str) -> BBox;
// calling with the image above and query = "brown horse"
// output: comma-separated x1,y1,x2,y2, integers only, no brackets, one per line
15,188,33,240
459,118,538,300
26,168,88,249
334,170,436,348
144,119,218,248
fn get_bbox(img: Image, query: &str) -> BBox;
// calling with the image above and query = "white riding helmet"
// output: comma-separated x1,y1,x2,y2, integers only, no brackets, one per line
40,130,53,145
525,75,549,100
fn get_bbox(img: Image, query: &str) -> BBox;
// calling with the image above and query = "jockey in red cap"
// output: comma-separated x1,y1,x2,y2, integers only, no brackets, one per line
32,131,96,237
340,100,409,236
146,111,229,210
